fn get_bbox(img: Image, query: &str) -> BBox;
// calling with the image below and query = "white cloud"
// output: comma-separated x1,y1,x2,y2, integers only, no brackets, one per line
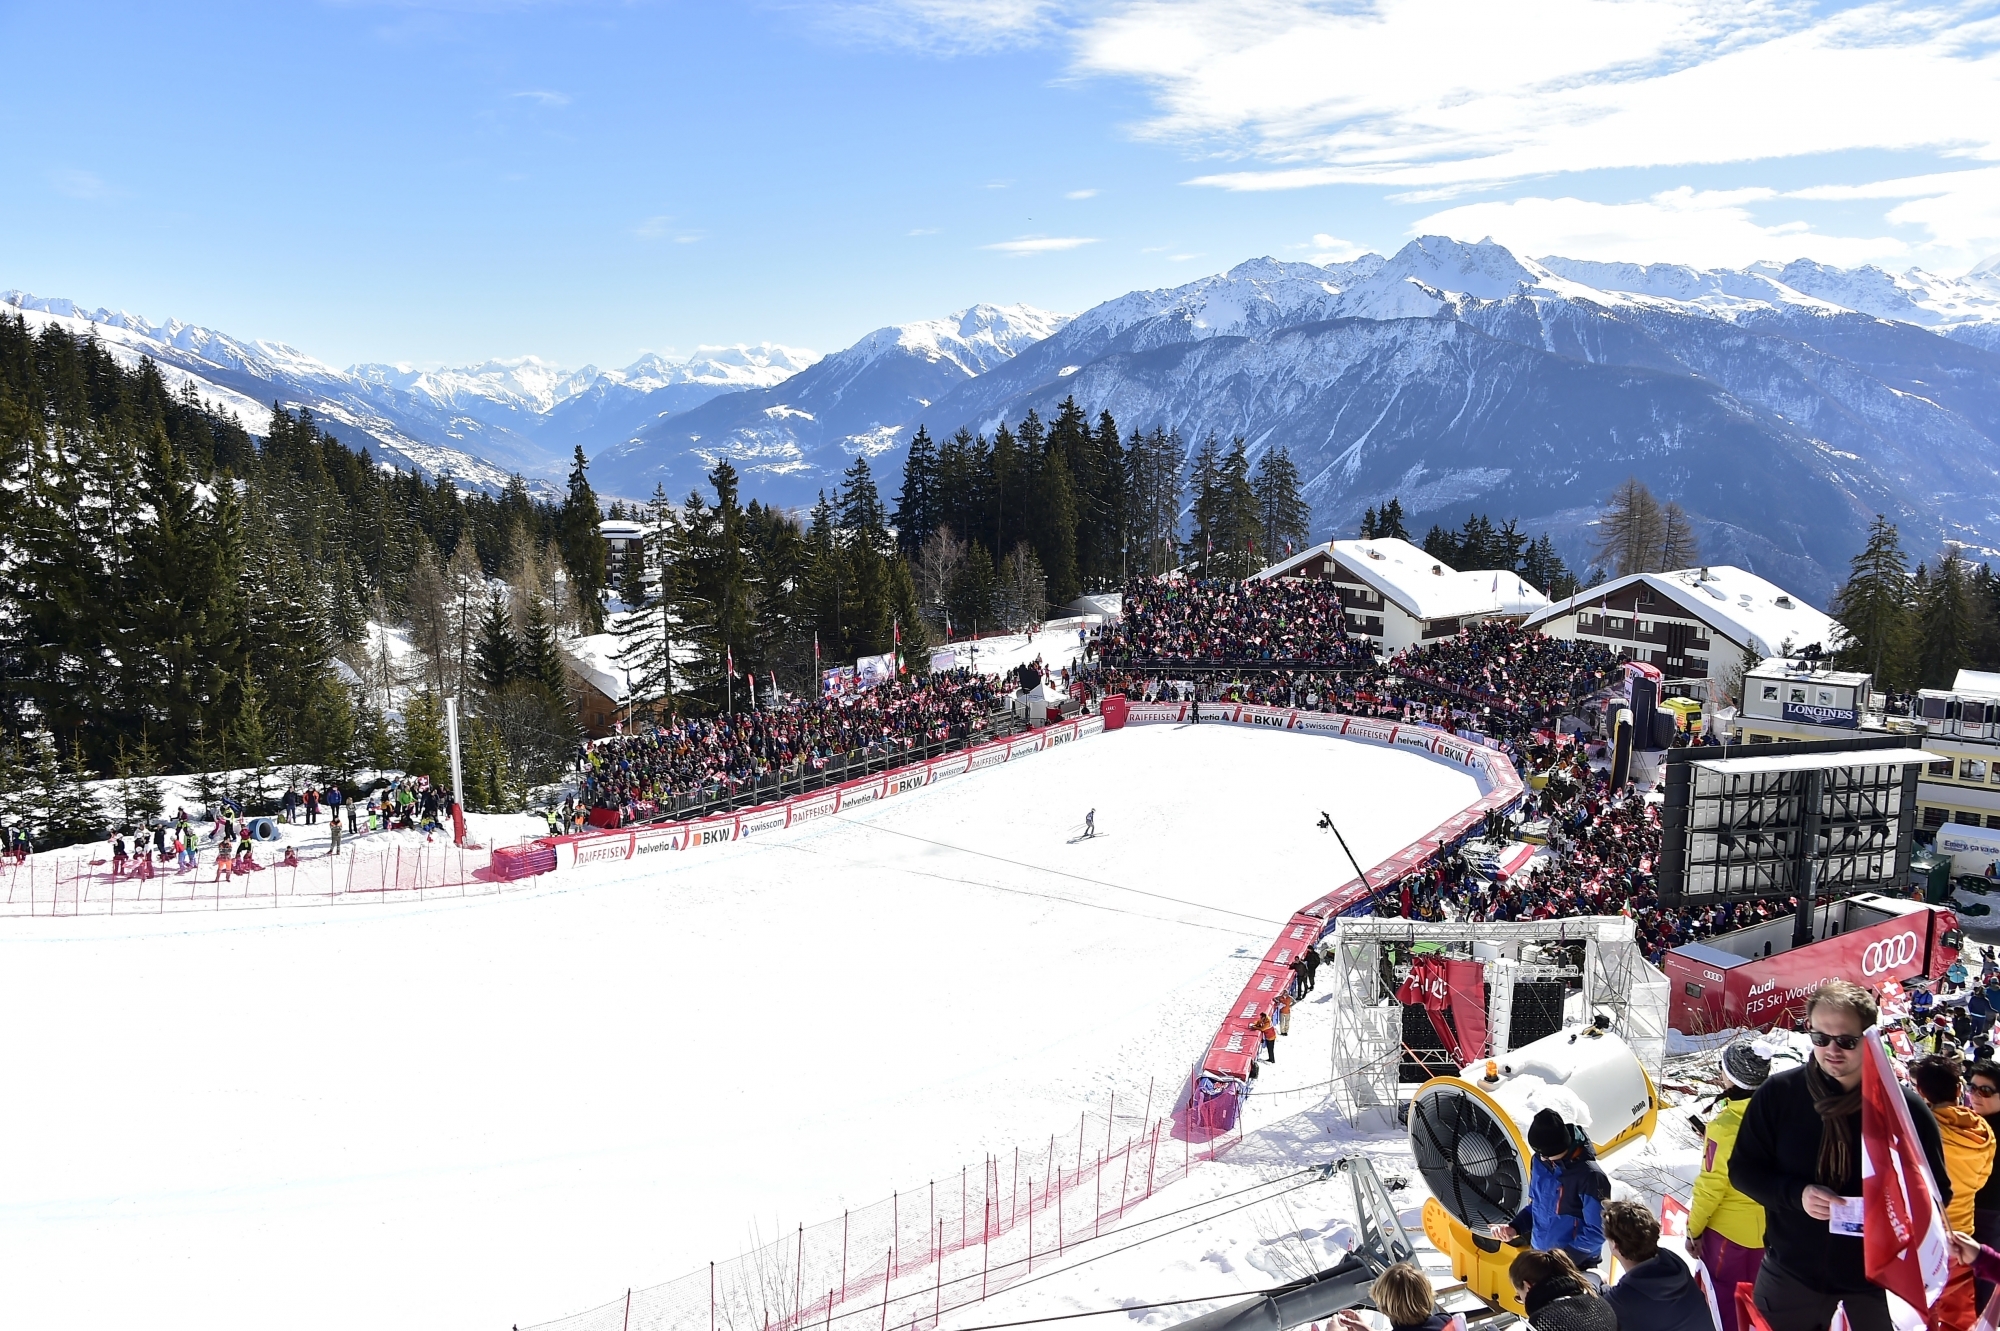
1057,0,2000,191
816,0,1061,53
983,235,1101,255
511,89,571,107
1308,233,1367,263
1413,187,1907,268
1790,165,2000,255
1066,188,1100,199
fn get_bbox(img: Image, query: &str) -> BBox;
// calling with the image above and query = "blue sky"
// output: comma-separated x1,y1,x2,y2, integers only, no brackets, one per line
3,0,1997,370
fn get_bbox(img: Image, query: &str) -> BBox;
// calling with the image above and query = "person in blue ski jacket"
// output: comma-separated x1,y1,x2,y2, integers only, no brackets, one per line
1495,1108,1611,1270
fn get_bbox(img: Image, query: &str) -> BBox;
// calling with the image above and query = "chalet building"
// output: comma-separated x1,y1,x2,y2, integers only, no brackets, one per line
600,518,646,589
1522,566,1839,686
1251,538,1550,654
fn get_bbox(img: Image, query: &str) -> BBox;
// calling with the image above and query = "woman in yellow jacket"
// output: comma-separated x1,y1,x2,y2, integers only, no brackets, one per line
1688,1037,1773,1331
1912,1054,1995,1331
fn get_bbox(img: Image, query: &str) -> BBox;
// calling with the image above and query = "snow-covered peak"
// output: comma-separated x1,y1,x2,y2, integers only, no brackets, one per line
840,304,1071,378
1746,259,2000,328
350,355,589,413
0,290,343,384
1059,256,1383,349
602,343,819,392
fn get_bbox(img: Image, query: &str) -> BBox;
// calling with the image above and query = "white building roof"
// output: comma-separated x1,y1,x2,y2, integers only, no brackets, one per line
1255,538,1552,621
1749,658,1871,689
1523,565,1840,658
1954,669,2000,697
599,519,646,540
563,632,631,702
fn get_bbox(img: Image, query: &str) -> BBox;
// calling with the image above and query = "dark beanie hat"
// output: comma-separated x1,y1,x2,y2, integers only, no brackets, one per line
1526,1108,1571,1157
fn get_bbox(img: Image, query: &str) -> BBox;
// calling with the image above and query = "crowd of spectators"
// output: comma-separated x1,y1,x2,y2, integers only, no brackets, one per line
1071,577,1754,964
1398,623,1620,726
577,668,1005,818
1096,576,1380,668
1389,735,1791,964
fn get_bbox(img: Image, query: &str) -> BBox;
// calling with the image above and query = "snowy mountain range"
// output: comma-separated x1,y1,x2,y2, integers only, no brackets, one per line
901,239,2000,600
587,303,1072,503
12,238,2000,598
0,290,814,494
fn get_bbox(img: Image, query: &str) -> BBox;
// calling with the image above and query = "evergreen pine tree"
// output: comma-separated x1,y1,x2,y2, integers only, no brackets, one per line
1422,525,1458,564
1251,446,1311,558
112,736,166,830
1377,497,1409,541
518,595,568,701
228,672,273,809
475,592,521,692
557,445,607,631
53,738,102,845
948,541,999,634
1918,547,1980,689
1029,444,1080,604
893,425,938,557
400,690,451,785
1360,507,1378,540
1832,515,1914,688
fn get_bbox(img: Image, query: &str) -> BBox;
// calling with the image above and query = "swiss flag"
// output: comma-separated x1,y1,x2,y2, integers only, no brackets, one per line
1862,1029,1951,1325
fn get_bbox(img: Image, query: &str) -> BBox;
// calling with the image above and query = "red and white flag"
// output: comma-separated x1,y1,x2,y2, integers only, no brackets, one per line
1862,1029,1951,1323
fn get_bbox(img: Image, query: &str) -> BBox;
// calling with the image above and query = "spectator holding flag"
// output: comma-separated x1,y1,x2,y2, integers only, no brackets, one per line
1730,980,1952,1331
1910,1055,1994,1331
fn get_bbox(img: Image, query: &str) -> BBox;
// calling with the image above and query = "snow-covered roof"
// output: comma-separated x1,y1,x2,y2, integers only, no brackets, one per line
1066,593,1123,621
1524,565,1839,658
598,519,645,540
562,632,665,704
1255,538,1551,621
1955,669,2000,697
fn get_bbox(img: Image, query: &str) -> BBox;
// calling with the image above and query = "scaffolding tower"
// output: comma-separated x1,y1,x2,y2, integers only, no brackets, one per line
1322,914,1669,1125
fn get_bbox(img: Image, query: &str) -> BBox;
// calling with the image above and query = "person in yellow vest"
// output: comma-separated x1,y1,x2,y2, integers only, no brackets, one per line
1687,1035,1772,1331
1913,1054,1995,1331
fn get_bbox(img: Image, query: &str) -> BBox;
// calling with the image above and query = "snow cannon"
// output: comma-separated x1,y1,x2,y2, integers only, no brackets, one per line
1407,1024,1659,1314
248,818,280,842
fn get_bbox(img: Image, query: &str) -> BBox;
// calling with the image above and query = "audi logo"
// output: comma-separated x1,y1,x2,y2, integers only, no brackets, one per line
1862,931,1921,976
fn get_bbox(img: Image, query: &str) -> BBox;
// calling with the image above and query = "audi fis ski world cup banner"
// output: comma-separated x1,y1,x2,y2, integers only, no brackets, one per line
1663,895,1959,1032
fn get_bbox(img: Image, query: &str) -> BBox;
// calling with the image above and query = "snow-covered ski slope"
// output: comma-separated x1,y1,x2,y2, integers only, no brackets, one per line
0,723,1479,1331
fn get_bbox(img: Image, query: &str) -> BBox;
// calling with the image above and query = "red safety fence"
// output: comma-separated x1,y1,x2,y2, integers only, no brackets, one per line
523,1086,1237,1331
0,839,496,917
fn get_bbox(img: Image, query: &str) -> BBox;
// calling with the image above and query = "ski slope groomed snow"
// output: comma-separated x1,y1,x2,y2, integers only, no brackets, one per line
0,722,1482,1331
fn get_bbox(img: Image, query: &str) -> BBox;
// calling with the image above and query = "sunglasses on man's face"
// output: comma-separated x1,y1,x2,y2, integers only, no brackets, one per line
1808,1031,1864,1050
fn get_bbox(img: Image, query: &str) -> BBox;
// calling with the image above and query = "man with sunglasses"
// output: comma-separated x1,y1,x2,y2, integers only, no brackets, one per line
1732,980,1952,1331
1967,1060,2000,1308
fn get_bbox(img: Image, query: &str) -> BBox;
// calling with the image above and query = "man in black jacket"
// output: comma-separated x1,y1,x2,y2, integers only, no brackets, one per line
1730,980,1952,1331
